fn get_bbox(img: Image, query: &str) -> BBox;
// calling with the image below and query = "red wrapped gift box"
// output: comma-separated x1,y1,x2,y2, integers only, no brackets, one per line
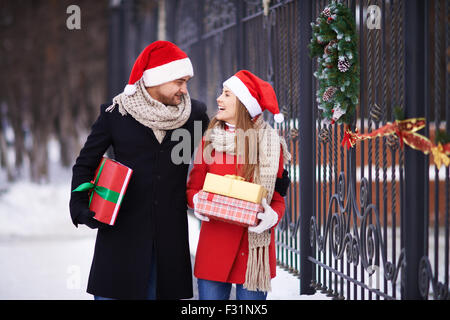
73,157,133,225
195,190,263,227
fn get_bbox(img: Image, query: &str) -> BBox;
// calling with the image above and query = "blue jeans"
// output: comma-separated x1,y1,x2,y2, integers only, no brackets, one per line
94,247,157,300
197,278,267,300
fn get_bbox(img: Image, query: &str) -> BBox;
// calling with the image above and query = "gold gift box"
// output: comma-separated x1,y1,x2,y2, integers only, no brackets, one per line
202,173,267,204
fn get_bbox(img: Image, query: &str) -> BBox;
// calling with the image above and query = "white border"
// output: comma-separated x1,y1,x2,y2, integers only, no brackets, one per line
110,168,133,225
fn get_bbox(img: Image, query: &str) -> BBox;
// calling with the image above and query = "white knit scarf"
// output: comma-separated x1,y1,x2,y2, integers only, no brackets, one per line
208,116,291,292
106,78,191,143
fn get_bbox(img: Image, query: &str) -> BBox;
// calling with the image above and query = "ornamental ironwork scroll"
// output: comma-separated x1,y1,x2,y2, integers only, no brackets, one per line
310,163,406,299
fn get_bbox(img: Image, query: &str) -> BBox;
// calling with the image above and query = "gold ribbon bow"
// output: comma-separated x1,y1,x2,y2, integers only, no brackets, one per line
340,118,450,168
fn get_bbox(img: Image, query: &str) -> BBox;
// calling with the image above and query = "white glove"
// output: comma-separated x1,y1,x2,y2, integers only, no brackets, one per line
193,192,209,222
248,198,278,234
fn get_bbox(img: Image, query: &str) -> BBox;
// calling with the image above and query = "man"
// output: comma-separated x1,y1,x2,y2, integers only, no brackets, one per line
69,41,209,300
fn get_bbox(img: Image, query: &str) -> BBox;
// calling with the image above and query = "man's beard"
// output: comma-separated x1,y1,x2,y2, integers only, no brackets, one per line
163,94,183,106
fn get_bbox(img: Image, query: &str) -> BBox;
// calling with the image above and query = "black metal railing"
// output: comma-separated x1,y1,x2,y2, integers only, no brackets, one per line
309,0,408,300
417,0,450,300
308,0,449,300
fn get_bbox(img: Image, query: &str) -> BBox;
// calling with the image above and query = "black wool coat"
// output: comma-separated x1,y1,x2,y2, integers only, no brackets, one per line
69,99,209,299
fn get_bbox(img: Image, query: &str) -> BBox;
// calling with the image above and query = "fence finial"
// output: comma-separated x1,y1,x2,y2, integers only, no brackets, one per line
262,0,270,16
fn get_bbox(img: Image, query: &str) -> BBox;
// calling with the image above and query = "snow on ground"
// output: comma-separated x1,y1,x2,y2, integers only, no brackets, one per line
0,159,96,299
0,155,328,300
0,236,95,299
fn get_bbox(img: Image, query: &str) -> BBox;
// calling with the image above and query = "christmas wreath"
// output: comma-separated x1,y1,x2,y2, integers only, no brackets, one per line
309,1,360,126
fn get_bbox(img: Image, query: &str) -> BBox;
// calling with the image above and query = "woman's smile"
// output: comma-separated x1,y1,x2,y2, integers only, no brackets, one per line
216,87,238,124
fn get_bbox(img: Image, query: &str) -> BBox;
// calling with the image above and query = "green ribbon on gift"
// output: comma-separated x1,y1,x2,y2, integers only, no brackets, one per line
72,158,121,206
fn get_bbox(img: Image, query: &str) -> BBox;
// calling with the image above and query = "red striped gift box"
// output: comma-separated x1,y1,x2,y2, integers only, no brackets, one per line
196,190,263,227
73,157,133,226
90,158,133,225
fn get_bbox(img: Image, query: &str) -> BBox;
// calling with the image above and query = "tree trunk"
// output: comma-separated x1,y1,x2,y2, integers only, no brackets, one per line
0,110,14,182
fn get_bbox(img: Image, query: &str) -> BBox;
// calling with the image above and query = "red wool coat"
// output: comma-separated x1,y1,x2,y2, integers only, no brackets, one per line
186,128,285,284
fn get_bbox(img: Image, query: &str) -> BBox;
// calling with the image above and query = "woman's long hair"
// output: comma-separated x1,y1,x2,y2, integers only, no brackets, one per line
203,98,258,182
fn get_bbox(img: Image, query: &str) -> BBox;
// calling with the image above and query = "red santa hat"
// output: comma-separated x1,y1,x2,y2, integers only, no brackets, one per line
223,70,284,123
123,41,194,95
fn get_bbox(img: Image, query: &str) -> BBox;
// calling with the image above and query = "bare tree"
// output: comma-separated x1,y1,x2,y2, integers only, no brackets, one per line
0,0,108,183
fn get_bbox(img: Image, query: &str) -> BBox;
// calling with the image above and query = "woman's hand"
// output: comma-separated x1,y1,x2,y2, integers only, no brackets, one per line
193,192,210,222
248,198,278,234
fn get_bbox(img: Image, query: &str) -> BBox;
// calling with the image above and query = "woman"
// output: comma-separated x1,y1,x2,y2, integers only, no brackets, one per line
186,70,291,300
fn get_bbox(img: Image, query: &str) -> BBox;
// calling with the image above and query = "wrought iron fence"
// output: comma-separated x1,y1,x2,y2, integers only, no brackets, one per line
309,0,409,300
308,0,449,300
110,0,449,300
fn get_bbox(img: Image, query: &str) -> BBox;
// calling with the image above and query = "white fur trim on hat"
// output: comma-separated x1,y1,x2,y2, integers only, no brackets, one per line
124,84,137,96
223,76,262,118
274,113,284,123
143,57,194,87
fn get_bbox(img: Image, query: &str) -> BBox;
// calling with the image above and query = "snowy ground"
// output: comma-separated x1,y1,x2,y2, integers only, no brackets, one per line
0,157,328,300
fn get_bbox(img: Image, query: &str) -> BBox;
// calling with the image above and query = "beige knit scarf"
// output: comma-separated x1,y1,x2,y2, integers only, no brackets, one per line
106,78,191,143
209,116,291,292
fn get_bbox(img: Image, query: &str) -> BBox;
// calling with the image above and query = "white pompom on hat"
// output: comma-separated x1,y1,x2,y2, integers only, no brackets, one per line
223,70,284,123
123,41,194,95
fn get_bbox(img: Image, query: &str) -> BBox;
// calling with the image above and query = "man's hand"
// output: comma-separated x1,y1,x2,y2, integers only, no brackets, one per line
76,208,109,229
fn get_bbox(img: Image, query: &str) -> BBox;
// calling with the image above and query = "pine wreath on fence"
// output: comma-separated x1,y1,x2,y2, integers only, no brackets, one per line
309,1,360,126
